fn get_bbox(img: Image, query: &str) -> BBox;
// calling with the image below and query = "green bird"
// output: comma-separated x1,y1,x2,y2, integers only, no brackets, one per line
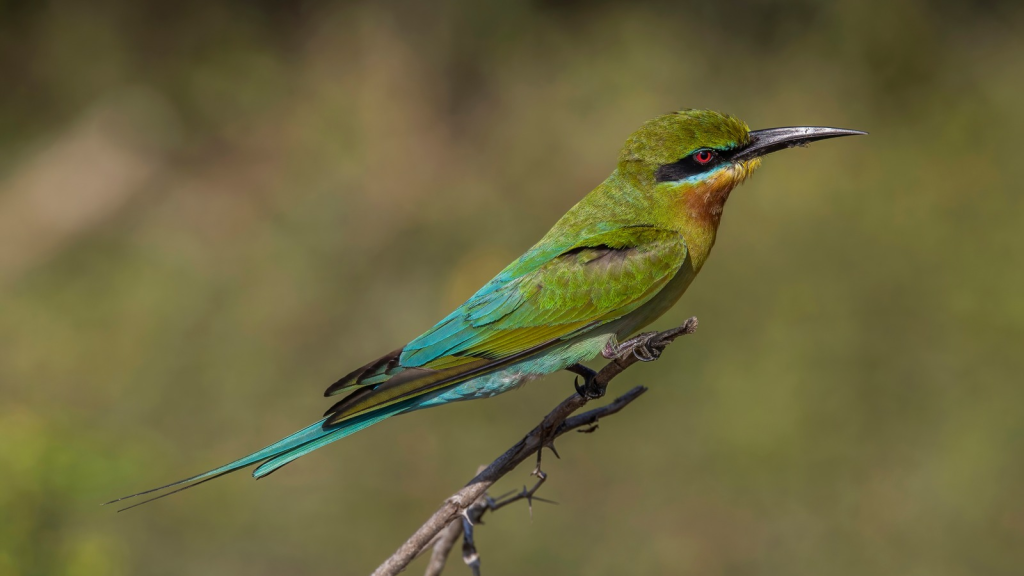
111,109,863,510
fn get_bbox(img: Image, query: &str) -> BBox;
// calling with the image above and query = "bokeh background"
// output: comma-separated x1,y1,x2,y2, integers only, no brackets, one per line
2,1,1023,574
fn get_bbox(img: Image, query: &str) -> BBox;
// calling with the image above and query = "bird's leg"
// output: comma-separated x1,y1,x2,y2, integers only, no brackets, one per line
602,332,662,362
566,363,603,399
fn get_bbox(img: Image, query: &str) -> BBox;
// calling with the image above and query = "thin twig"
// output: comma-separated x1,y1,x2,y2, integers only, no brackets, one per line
372,317,699,576
424,465,489,576
455,467,558,575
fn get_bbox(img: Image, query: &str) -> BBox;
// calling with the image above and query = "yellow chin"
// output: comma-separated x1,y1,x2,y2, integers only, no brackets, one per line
728,158,762,186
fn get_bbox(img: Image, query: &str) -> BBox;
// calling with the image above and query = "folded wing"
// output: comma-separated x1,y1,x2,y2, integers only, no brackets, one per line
322,226,688,425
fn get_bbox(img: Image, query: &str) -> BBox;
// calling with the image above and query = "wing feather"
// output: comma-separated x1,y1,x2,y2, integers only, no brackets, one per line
321,225,688,426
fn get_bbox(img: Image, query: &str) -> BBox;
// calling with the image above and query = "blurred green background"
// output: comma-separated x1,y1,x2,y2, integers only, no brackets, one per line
2,1,1023,574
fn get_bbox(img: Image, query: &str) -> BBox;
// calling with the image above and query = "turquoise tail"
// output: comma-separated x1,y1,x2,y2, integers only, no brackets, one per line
108,399,416,511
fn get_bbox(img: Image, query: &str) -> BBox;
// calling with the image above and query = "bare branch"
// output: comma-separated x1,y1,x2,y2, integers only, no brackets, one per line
373,317,699,576
422,520,462,576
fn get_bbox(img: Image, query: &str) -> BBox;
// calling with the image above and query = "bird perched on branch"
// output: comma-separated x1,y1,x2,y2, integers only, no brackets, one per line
110,109,863,509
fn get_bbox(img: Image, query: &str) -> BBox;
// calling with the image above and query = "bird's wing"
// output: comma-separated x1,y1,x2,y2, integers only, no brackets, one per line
322,226,688,425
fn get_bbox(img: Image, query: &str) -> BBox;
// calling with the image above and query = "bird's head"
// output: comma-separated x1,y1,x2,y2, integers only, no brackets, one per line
618,109,864,227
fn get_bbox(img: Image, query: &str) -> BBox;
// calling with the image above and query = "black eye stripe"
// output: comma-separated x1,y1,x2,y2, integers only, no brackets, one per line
654,148,730,182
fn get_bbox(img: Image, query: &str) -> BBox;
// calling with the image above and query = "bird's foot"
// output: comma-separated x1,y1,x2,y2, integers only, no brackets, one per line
602,331,662,362
566,363,603,399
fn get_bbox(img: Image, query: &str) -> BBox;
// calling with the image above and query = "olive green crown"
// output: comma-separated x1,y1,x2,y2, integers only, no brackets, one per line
619,109,751,178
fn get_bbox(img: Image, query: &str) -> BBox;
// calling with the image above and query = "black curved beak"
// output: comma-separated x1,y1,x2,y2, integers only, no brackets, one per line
732,126,867,162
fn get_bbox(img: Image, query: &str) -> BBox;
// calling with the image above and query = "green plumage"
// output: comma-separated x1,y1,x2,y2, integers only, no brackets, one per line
110,110,863,509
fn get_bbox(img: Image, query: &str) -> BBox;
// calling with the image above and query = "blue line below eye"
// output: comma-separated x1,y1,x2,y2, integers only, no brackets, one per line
659,163,731,186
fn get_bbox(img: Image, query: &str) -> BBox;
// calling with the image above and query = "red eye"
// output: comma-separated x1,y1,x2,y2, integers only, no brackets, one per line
694,149,715,164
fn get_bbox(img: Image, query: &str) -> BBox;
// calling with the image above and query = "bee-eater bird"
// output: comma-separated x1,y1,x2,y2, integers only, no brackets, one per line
110,109,863,510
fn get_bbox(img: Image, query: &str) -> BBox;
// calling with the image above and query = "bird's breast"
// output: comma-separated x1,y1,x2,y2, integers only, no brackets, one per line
610,254,700,338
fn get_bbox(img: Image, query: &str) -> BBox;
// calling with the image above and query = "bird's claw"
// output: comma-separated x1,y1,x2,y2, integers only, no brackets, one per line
602,331,662,362
570,366,604,400
632,341,661,362
573,375,603,400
